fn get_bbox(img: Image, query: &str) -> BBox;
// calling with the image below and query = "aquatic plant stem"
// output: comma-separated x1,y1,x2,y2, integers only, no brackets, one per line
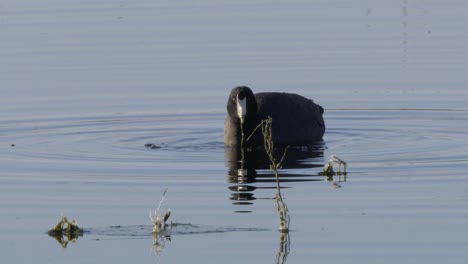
244,117,290,232
257,117,291,232
239,122,246,169
150,188,171,233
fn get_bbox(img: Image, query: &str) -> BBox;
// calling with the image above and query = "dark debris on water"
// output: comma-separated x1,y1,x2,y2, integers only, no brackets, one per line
145,143,162,149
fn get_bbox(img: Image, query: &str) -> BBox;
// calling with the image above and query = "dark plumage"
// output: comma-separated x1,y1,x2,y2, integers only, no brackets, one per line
224,86,325,146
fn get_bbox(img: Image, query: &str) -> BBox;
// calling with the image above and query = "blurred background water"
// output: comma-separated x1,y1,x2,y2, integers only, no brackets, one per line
1,1,467,263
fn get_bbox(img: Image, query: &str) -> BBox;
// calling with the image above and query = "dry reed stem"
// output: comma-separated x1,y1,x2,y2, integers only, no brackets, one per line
244,116,290,232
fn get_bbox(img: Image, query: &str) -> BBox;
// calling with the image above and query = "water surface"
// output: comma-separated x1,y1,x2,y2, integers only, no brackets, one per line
1,1,468,263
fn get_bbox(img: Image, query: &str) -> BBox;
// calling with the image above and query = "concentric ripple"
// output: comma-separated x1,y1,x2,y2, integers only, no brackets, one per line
325,109,468,172
0,112,225,179
2,113,223,162
1,109,467,180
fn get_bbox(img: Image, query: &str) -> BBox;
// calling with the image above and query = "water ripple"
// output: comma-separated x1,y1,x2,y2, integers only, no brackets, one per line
325,109,468,168
1,109,467,179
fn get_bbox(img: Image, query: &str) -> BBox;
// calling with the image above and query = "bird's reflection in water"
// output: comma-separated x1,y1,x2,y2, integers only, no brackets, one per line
225,143,326,212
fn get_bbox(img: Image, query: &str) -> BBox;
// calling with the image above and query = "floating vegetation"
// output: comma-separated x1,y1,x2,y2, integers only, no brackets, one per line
44,189,277,257
323,155,347,176
149,188,173,256
149,188,172,234
47,215,84,248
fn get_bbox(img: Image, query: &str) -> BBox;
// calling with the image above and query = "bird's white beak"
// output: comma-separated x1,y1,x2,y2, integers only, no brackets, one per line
236,95,247,124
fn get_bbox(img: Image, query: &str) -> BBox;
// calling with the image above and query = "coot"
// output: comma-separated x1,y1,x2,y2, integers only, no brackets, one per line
224,86,325,146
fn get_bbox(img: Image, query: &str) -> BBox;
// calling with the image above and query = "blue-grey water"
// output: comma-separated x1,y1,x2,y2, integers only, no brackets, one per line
1,1,468,263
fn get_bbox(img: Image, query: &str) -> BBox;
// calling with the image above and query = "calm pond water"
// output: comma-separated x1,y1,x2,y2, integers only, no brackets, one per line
1,1,468,263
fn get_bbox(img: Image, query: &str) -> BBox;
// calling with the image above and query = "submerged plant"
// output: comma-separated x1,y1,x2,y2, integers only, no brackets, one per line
47,214,83,248
149,188,172,234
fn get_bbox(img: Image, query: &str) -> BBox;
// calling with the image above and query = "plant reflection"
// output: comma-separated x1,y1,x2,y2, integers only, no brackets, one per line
276,231,290,264
48,230,82,248
325,173,348,189
151,232,172,257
